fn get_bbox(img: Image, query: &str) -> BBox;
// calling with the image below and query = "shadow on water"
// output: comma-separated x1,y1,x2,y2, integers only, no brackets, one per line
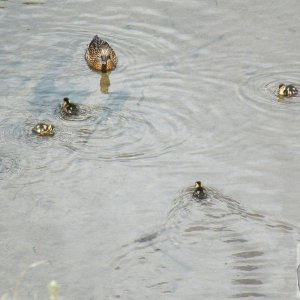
107,185,299,299
23,1,45,5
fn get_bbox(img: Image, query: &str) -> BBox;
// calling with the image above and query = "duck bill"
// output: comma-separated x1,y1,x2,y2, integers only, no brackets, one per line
101,63,107,72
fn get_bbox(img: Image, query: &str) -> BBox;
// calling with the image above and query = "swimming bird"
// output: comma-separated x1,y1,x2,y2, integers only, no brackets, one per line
278,84,298,97
62,97,79,116
32,123,55,136
193,181,207,200
85,35,118,72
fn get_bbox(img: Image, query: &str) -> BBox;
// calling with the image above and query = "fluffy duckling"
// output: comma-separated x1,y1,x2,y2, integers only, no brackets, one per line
85,35,118,72
62,97,79,116
278,84,298,97
192,181,207,200
32,123,55,136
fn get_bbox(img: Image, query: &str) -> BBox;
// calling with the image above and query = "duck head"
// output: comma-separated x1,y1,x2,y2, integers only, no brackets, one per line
63,97,70,105
278,84,286,96
195,181,202,189
99,49,112,72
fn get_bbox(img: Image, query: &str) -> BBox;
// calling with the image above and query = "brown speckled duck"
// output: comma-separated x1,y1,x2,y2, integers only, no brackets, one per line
85,35,118,72
32,123,55,136
278,84,298,97
192,181,207,200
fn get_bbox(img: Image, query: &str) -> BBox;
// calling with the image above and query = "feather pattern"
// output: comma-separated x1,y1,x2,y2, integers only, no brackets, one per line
85,35,118,72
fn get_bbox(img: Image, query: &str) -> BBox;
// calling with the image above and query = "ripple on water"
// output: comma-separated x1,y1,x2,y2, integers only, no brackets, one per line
73,7,192,95
83,7,187,68
0,112,76,178
237,65,300,114
0,153,20,181
0,119,28,145
0,98,191,165
60,98,192,161
55,103,101,122
3,3,197,163
108,185,297,299
0,109,76,148
0,114,56,149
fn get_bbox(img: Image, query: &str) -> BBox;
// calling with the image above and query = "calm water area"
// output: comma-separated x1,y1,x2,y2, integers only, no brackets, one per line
1,0,300,299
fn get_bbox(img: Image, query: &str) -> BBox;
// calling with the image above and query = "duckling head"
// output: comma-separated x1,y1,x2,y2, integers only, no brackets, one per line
48,124,54,131
193,181,207,200
278,84,287,96
195,181,202,189
63,97,70,105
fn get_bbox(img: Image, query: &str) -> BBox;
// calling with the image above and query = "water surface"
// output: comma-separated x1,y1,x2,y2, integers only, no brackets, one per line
1,0,300,299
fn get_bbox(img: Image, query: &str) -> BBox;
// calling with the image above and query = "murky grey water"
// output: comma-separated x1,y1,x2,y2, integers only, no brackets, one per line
1,0,300,299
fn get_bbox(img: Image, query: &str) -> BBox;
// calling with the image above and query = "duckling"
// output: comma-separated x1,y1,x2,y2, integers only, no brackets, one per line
62,97,79,116
278,84,298,97
192,181,207,200
32,123,55,136
85,35,118,72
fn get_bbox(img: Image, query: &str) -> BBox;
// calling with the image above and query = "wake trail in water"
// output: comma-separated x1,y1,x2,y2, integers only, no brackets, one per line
107,186,300,299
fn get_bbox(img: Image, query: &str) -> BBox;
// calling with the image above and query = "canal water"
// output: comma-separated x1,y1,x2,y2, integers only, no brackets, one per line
1,0,300,299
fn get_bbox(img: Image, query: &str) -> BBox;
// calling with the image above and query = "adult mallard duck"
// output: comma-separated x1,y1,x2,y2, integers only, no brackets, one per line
278,84,298,97
192,181,207,200
61,97,79,116
85,35,118,72
32,123,55,136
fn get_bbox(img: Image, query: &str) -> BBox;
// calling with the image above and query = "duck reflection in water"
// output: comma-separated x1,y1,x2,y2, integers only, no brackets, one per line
85,35,117,94
100,72,111,94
